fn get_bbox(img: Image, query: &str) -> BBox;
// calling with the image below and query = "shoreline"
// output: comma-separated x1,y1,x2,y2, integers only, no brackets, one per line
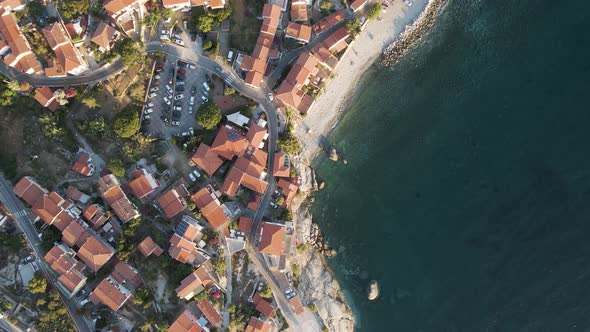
293,0,447,163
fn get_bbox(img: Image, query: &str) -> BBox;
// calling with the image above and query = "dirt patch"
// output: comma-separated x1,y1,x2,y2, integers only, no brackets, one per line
229,0,264,53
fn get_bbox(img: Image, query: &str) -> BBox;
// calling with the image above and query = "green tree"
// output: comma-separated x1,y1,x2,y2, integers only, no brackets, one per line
224,87,235,96
108,159,126,176
367,4,381,20
259,283,273,299
196,102,222,130
38,114,63,140
113,106,140,138
153,51,166,62
194,8,232,33
143,8,172,28
278,130,301,155
208,42,219,59
78,117,107,136
82,96,98,109
276,196,285,206
26,1,44,20
202,40,213,50
320,1,333,11
346,18,362,36
132,287,153,309
59,0,89,18
114,38,144,66
128,83,146,100
28,272,47,294
0,80,16,106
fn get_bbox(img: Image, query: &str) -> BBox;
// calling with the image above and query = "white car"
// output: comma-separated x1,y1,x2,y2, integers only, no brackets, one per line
181,131,190,137
174,94,184,100
147,102,155,107
173,38,185,46
148,93,157,99
154,75,160,80
163,96,171,105
173,106,182,111
201,95,208,102
144,108,154,114
202,82,210,91
172,33,182,40
270,202,278,209
176,81,185,86
227,50,234,62
150,87,159,92
161,29,170,36
80,298,90,306
165,85,173,93
144,114,151,119
188,173,196,182
189,96,195,105
188,64,196,69
189,127,194,135
192,169,201,178
267,93,274,101
171,121,180,126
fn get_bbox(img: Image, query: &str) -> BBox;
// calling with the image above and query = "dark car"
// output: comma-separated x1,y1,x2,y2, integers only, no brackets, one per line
177,75,185,81
169,68,174,76
191,86,197,95
174,100,183,106
178,69,186,75
172,111,181,117
176,86,185,91
177,60,187,68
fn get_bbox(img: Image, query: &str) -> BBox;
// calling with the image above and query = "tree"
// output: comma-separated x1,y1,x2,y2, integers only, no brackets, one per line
259,284,273,299
153,51,166,62
114,38,144,66
0,80,15,106
224,87,235,96
39,114,63,140
132,287,153,309
28,272,47,294
143,8,172,28
276,196,285,206
108,159,126,177
128,83,146,100
113,106,140,138
82,96,98,109
202,40,213,50
194,8,232,33
346,18,362,36
320,1,332,11
196,102,222,130
368,4,381,20
278,130,301,155
208,42,219,59
78,117,107,136
59,0,88,18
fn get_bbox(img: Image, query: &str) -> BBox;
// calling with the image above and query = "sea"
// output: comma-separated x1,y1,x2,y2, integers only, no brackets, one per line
311,0,590,331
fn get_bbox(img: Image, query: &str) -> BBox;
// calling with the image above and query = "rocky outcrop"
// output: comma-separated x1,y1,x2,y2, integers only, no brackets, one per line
294,158,318,192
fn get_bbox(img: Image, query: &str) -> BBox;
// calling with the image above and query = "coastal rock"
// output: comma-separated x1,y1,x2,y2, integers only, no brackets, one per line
295,159,318,193
368,280,380,301
329,147,338,161
319,181,325,190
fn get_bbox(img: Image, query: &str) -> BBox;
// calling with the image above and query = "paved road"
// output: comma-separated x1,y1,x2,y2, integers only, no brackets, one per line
220,235,232,330
0,317,23,332
0,59,125,87
0,175,92,332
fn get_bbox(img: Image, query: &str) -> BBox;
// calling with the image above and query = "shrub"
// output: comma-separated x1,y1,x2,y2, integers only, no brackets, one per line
113,106,140,138
278,130,301,155
108,159,126,177
202,40,213,50
196,101,222,130
368,4,381,20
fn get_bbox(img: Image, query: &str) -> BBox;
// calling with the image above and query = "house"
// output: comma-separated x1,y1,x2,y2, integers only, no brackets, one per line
162,0,225,11
71,153,94,176
312,9,345,34
285,22,312,44
157,184,189,219
169,306,205,332
44,244,87,298
273,152,290,177
113,261,141,286
190,186,231,230
138,236,164,257
290,0,308,23
275,52,318,114
191,144,224,176
210,125,248,160
245,123,268,150
175,265,215,300
76,235,116,273
91,21,117,52
32,192,76,231
247,195,262,211
321,26,350,53
103,0,147,33
82,204,109,229
245,317,272,332
0,0,27,12
89,273,132,312
277,178,298,207
196,299,222,327
252,292,275,318
257,221,285,256
350,0,369,12
129,168,159,199
169,215,209,264
65,186,91,204
0,8,42,74
65,19,86,44
61,219,91,248
221,157,268,196
42,23,88,76
98,174,140,223
13,176,47,206
288,294,305,315
238,217,252,235
33,87,60,111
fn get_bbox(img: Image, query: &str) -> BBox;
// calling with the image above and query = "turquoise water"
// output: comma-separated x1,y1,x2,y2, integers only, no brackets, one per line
312,0,590,330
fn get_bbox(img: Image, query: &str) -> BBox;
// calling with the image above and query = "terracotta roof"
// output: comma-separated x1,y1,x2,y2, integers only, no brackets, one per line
221,159,268,197
176,266,215,300
350,0,369,11
114,261,141,286
98,174,140,223
65,185,85,201
168,306,205,332
82,204,109,229
44,245,67,266
247,195,261,210
13,176,47,206
273,152,290,177
129,169,159,199
33,86,55,108
322,26,349,53
246,123,268,149
278,178,298,207
285,22,312,43
252,44,271,62
190,187,229,230
42,23,68,50
290,5,308,22
196,299,222,327
253,292,275,318
169,234,198,264
44,244,87,295
32,192,75,230
208,0,224,9
103,0,139,17
260,17,278,36
0,10,41,73
289,295,305,315
191,144,223,176
245,317,272,332
91,21,116,50
157,188,187,219
238,217,252,234
244,71,264,88
0,0,27,11
138,236,164,257
312,9,345,34
62,220,91,248
162,0,189,7
257,222,285,256
89,274,132,311
210,125,248,160
77,235,115,273
71,153,93,176
256,34,274,48
262,3,281,21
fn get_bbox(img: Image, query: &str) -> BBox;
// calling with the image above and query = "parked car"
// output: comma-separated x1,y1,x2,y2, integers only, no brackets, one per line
23,255,35,263
200,95,208,102
150,87,159,92
178,69,186,75
202,82,210,91
189,96,195,106
181,131,190,137
201,87,209,96
191,86,197,95
192,169,201,178
80,298,90,306
173,106,182,111
176,81,185,86
188,64,196,69
176,86,185,92
189,127,194,135
178,60,187,67
147,102,155,107
144,108,154,114
270,202,278,209
188,173,197,182
205,74,211,83
177,75,185,81
154,74,161,80
163,96,171,105
175,94,184,100
144,114,152,119
172,33,182,40
171,121,181,126
165,84,173,92
161,29,170,36
227,50,234,62
268,93,274,101
173,38,185,46
169,68,174,76
148,93,157,99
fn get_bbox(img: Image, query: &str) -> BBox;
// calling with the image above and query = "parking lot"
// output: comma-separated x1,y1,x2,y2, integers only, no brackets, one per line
140,54,212,139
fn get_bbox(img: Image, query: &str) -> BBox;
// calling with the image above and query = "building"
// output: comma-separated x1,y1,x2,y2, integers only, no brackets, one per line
275,52,318,113
245,317,272,332
157,184,189,219
98,174,140,223
138,236,164,257
129,168,159,199
285,22,312,44
76,235,116,273
33,87,60,111
0,8,42,74
82,204,109,229
288,294,305,315
31,192,77,231
103,0,147,33
196,299,222,327
191,144,224,176
350,0,369,12
277,178,298,207
257,221,285,256
273,152,290,177
91,21,117,52
71,153,95,176
13,176,47,206
61,219,91,248
89,273,132,312
190,186,231,230
113,261,141,286
238,216,253,235
162,0,225,11
0,0,27,12
175,265,215,300
65,186,91,204
312,9,345,34
290,0,308,22
169,215,209,264
252,293,275,318
42,22,88,76
44,244,87,298
168,306,205,332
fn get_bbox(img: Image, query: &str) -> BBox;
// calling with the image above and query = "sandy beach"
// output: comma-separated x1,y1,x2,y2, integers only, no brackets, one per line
294,0,436,162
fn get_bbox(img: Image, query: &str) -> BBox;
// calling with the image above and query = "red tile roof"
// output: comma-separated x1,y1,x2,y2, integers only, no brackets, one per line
103,0,140,17
0,9,41,73
71,153,93,176
77,235,115,273
278,178,298,207
157,187,187,219
290,5,308,22
246,123,268,149
238,216,253,234
196,299,222,327
13,176,47,206
82,204,109,229
257,222,285,256
91,21,116,50
247,195,262,210
114,261,141,286
210,126,248,160
273,152,290,177
191,143,224,176
169,233,198,264
350,0,369,11
138,236,164,257
262,3,281,20
312,10,345,34
32,192,75,230
89,274,132,312
175,266,215,300
289,295,305,315
62,220,91,248
253,292,275,318
98,174,140,223
33,87,59,111
129,169,159,199
245,317,272,332
221,159,268,197
285,22,312,43
191,187,230,230
168,306,205,332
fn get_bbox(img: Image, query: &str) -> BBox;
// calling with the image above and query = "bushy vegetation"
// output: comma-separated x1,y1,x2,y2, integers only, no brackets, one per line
278,125,301,155
30,277,75,332
28,272,47,294
114,38,144,66
143,7,172,28
228,302,257,331
196,101,222,130
107,159,126,177
113,105,140,138
208,42,220,59
128,83,146,100
194,8,232,33
368,4,381,20
59,0,88,18
346,18,362,37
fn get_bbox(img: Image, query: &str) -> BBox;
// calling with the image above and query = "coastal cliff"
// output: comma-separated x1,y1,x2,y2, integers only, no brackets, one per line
292,161,355,332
